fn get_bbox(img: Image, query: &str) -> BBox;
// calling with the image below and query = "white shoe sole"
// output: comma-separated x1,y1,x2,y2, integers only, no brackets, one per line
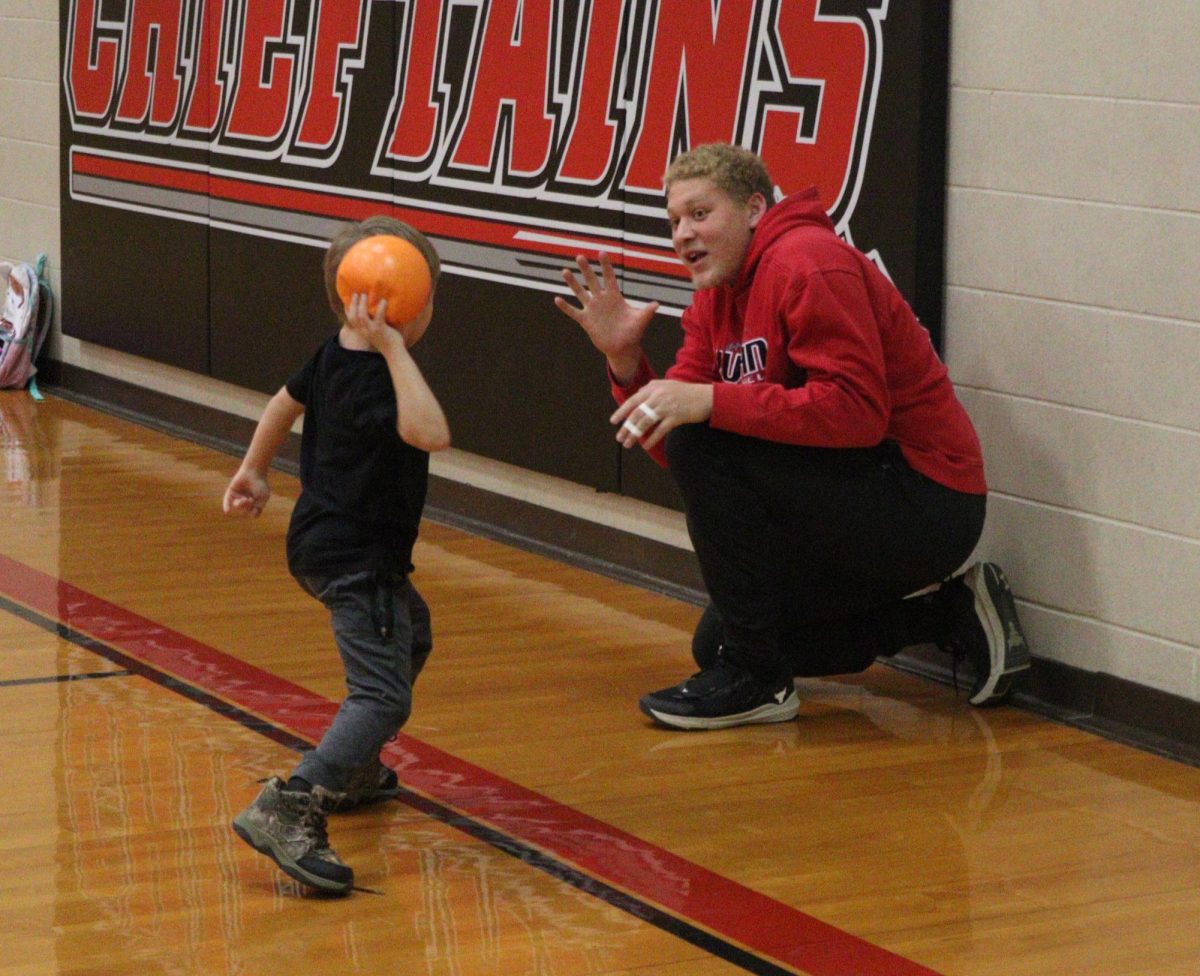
642,691,800,730
964,563,1030,706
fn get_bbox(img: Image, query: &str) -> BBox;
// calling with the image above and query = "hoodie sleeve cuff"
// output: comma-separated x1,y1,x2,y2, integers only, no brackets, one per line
608,354,656,403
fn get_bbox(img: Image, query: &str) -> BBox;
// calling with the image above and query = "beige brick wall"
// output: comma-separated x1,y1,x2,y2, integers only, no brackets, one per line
0,0,59,295
945,0,1200,698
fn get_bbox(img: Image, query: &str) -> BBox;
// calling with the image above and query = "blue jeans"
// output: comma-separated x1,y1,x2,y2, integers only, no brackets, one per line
291,570,432,792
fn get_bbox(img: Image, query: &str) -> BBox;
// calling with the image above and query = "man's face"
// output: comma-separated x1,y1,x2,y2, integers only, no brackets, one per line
666,177,766,290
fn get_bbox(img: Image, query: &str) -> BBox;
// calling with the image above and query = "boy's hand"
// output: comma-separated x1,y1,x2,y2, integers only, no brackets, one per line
223,469,270,518
344,293,406,352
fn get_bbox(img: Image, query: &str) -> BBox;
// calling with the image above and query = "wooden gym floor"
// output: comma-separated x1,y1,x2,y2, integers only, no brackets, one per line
1,392,1197,976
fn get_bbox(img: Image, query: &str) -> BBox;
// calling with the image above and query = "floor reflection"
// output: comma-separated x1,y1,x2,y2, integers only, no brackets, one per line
0,390,60,505
46,670,676,976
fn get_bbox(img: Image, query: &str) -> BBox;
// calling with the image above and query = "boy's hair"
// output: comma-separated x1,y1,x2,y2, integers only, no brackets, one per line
663,143,775,206
322,215,441,320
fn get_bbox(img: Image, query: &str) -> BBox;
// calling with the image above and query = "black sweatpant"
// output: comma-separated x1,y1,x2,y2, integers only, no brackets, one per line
664,424,985,683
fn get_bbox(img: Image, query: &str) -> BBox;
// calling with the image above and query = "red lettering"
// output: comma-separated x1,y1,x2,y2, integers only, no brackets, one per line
225,0,297,143
555,0,623,185
382,0,443,162
66,0,121,120
758,1,868,207
293,0,367,152
624,0,756,193
182,0,228,133
449,0,555,176
114,0,187,126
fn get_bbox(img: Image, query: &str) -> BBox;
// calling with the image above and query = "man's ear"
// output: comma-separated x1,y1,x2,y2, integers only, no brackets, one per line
747,192,768,228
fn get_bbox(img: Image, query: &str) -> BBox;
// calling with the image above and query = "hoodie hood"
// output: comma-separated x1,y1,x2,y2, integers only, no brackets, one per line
732,187,835,292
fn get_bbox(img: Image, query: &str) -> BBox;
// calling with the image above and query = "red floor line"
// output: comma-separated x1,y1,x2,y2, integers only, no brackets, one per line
0,552,944,976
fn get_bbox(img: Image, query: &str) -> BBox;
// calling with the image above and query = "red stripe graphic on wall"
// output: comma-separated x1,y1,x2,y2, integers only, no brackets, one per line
68,146,696,311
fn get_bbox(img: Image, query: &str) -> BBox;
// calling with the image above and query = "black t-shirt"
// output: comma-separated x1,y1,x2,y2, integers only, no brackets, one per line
284,336,429,578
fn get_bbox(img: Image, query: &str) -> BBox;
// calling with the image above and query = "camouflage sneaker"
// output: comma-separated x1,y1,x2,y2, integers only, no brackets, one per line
941,562,1031,706
326,758,401,813
232,777,354,894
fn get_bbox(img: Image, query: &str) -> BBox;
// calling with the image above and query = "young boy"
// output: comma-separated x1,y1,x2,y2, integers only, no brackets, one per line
223,215,449,894
555,143,1029,730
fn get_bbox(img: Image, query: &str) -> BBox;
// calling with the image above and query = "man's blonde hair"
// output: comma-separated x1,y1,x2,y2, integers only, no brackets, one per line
663,143,775,205
322,215,441,320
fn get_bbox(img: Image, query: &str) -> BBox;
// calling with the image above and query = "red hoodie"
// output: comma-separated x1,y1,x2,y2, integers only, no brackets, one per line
613,188,987,494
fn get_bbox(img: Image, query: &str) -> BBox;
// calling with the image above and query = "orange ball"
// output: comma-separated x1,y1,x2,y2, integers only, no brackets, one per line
336,235,432,327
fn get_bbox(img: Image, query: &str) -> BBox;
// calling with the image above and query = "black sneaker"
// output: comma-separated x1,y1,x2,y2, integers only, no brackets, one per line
639,662,799,730
232,777,354,895
327,758,401,813
943,562,1031,706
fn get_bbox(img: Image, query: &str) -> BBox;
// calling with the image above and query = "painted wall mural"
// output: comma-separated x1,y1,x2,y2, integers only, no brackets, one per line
60,0,948,505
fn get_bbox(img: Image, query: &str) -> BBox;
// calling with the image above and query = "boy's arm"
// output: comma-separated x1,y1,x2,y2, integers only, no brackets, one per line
378,337,451,452
222,386,305,518
344,294,451,452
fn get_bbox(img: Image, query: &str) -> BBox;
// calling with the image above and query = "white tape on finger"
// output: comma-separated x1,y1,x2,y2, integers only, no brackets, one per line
622,402,661,438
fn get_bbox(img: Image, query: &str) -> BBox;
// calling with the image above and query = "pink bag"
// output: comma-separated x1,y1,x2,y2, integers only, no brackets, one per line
0,255,51,395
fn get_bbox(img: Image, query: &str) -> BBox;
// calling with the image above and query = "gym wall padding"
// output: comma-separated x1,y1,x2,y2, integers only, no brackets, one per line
59,0,948,510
